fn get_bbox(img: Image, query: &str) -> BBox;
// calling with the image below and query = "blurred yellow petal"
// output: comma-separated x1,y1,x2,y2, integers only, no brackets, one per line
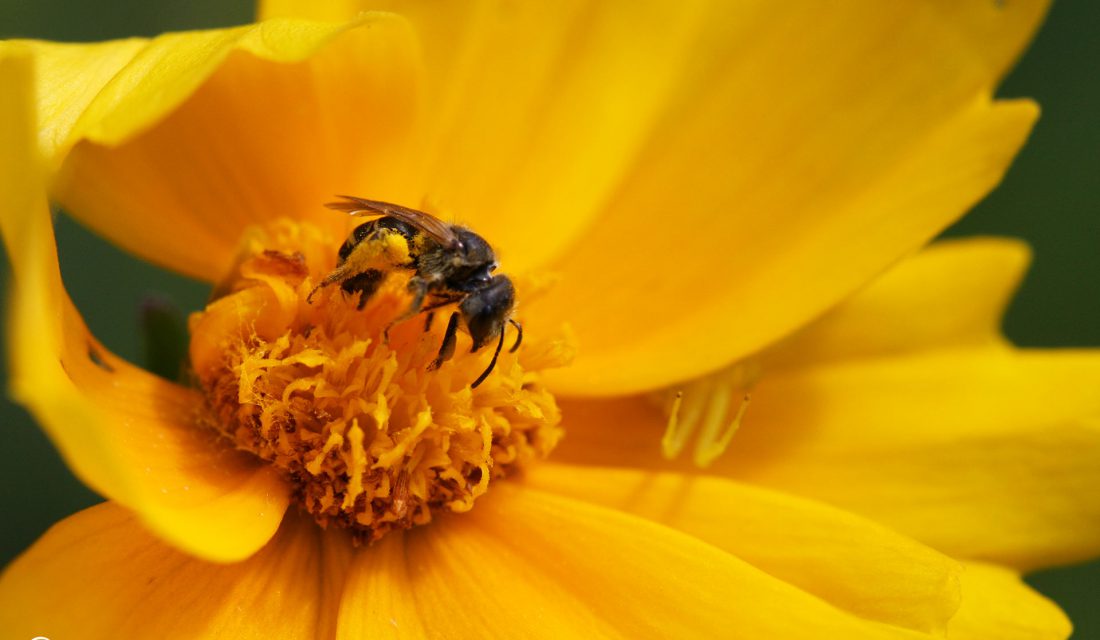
0,49,288,562
525,464,961,636
544,231,1100,571
58,3,1048,392
552,395,677,468
558,351,1100,571
337,485,933,639
47,3,731,285
645,237,1036,467
34,16,422,281
530,1,1044,394
763,237,1030,369
949,563,1071,640
717,349,1100,571
557,350,1100,572
0,504,345,639
540,99,1036,394
271,0,724,276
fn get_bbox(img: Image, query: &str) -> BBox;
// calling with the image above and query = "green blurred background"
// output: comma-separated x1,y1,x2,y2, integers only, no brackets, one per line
1,0,1097,635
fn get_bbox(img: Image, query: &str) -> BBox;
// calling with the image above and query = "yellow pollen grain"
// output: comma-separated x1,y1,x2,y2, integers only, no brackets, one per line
189,219,570,543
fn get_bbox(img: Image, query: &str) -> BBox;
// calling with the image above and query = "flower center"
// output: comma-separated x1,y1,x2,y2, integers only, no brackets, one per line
189,219,567,543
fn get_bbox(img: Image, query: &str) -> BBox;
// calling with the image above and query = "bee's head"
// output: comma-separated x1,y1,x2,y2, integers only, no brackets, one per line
447,228,498,291
459,275,515,351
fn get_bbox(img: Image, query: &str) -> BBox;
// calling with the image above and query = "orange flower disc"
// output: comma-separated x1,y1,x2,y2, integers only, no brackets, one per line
188,219,564,543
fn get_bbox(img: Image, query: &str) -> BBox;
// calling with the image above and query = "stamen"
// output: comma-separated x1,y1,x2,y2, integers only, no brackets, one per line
660,391,686,459
694,393,751,468
189,220,571,543
658,361,759,467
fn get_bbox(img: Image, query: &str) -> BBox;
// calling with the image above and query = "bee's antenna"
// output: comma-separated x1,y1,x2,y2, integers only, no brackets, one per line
508,318,523,353
471,327,507,389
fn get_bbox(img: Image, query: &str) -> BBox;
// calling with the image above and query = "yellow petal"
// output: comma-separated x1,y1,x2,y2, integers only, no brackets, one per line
41,15,422,281
48,2,724,286
556,349,1100,572
0,49,288,562
337,484,934,638
261,1,734,275
949,563,1071,640
642,238,1034,466
762,237,1030,369
525,463,961,636
716,349,1100,571
0,504,344,639
556,237,1034,464
531,1,1044,394
11,38,148,168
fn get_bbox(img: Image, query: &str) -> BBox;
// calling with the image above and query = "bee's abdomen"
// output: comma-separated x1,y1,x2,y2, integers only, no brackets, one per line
338,217,420,264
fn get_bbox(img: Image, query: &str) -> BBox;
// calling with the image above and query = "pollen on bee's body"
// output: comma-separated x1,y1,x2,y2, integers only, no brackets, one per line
188,219,568,543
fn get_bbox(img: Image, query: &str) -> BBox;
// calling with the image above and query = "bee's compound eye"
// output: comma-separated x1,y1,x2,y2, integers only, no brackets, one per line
473,264,494,285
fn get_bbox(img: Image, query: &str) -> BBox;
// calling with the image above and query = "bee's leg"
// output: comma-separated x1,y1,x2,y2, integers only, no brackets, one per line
307,263,352,303
471,326,507,389
507,318,523,353
403,276,429,317
384,277,429,343
423,293,479,332
419,295,465,334
340,269,386,310
428,312,460,371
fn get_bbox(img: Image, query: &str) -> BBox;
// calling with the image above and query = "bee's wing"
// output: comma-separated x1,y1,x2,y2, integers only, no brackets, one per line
326,196,460,249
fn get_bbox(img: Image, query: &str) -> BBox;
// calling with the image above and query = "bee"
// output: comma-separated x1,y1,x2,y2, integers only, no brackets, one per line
309,196,522,388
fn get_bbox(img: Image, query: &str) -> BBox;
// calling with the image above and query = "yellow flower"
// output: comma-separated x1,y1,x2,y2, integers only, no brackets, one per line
1,1,1096,638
